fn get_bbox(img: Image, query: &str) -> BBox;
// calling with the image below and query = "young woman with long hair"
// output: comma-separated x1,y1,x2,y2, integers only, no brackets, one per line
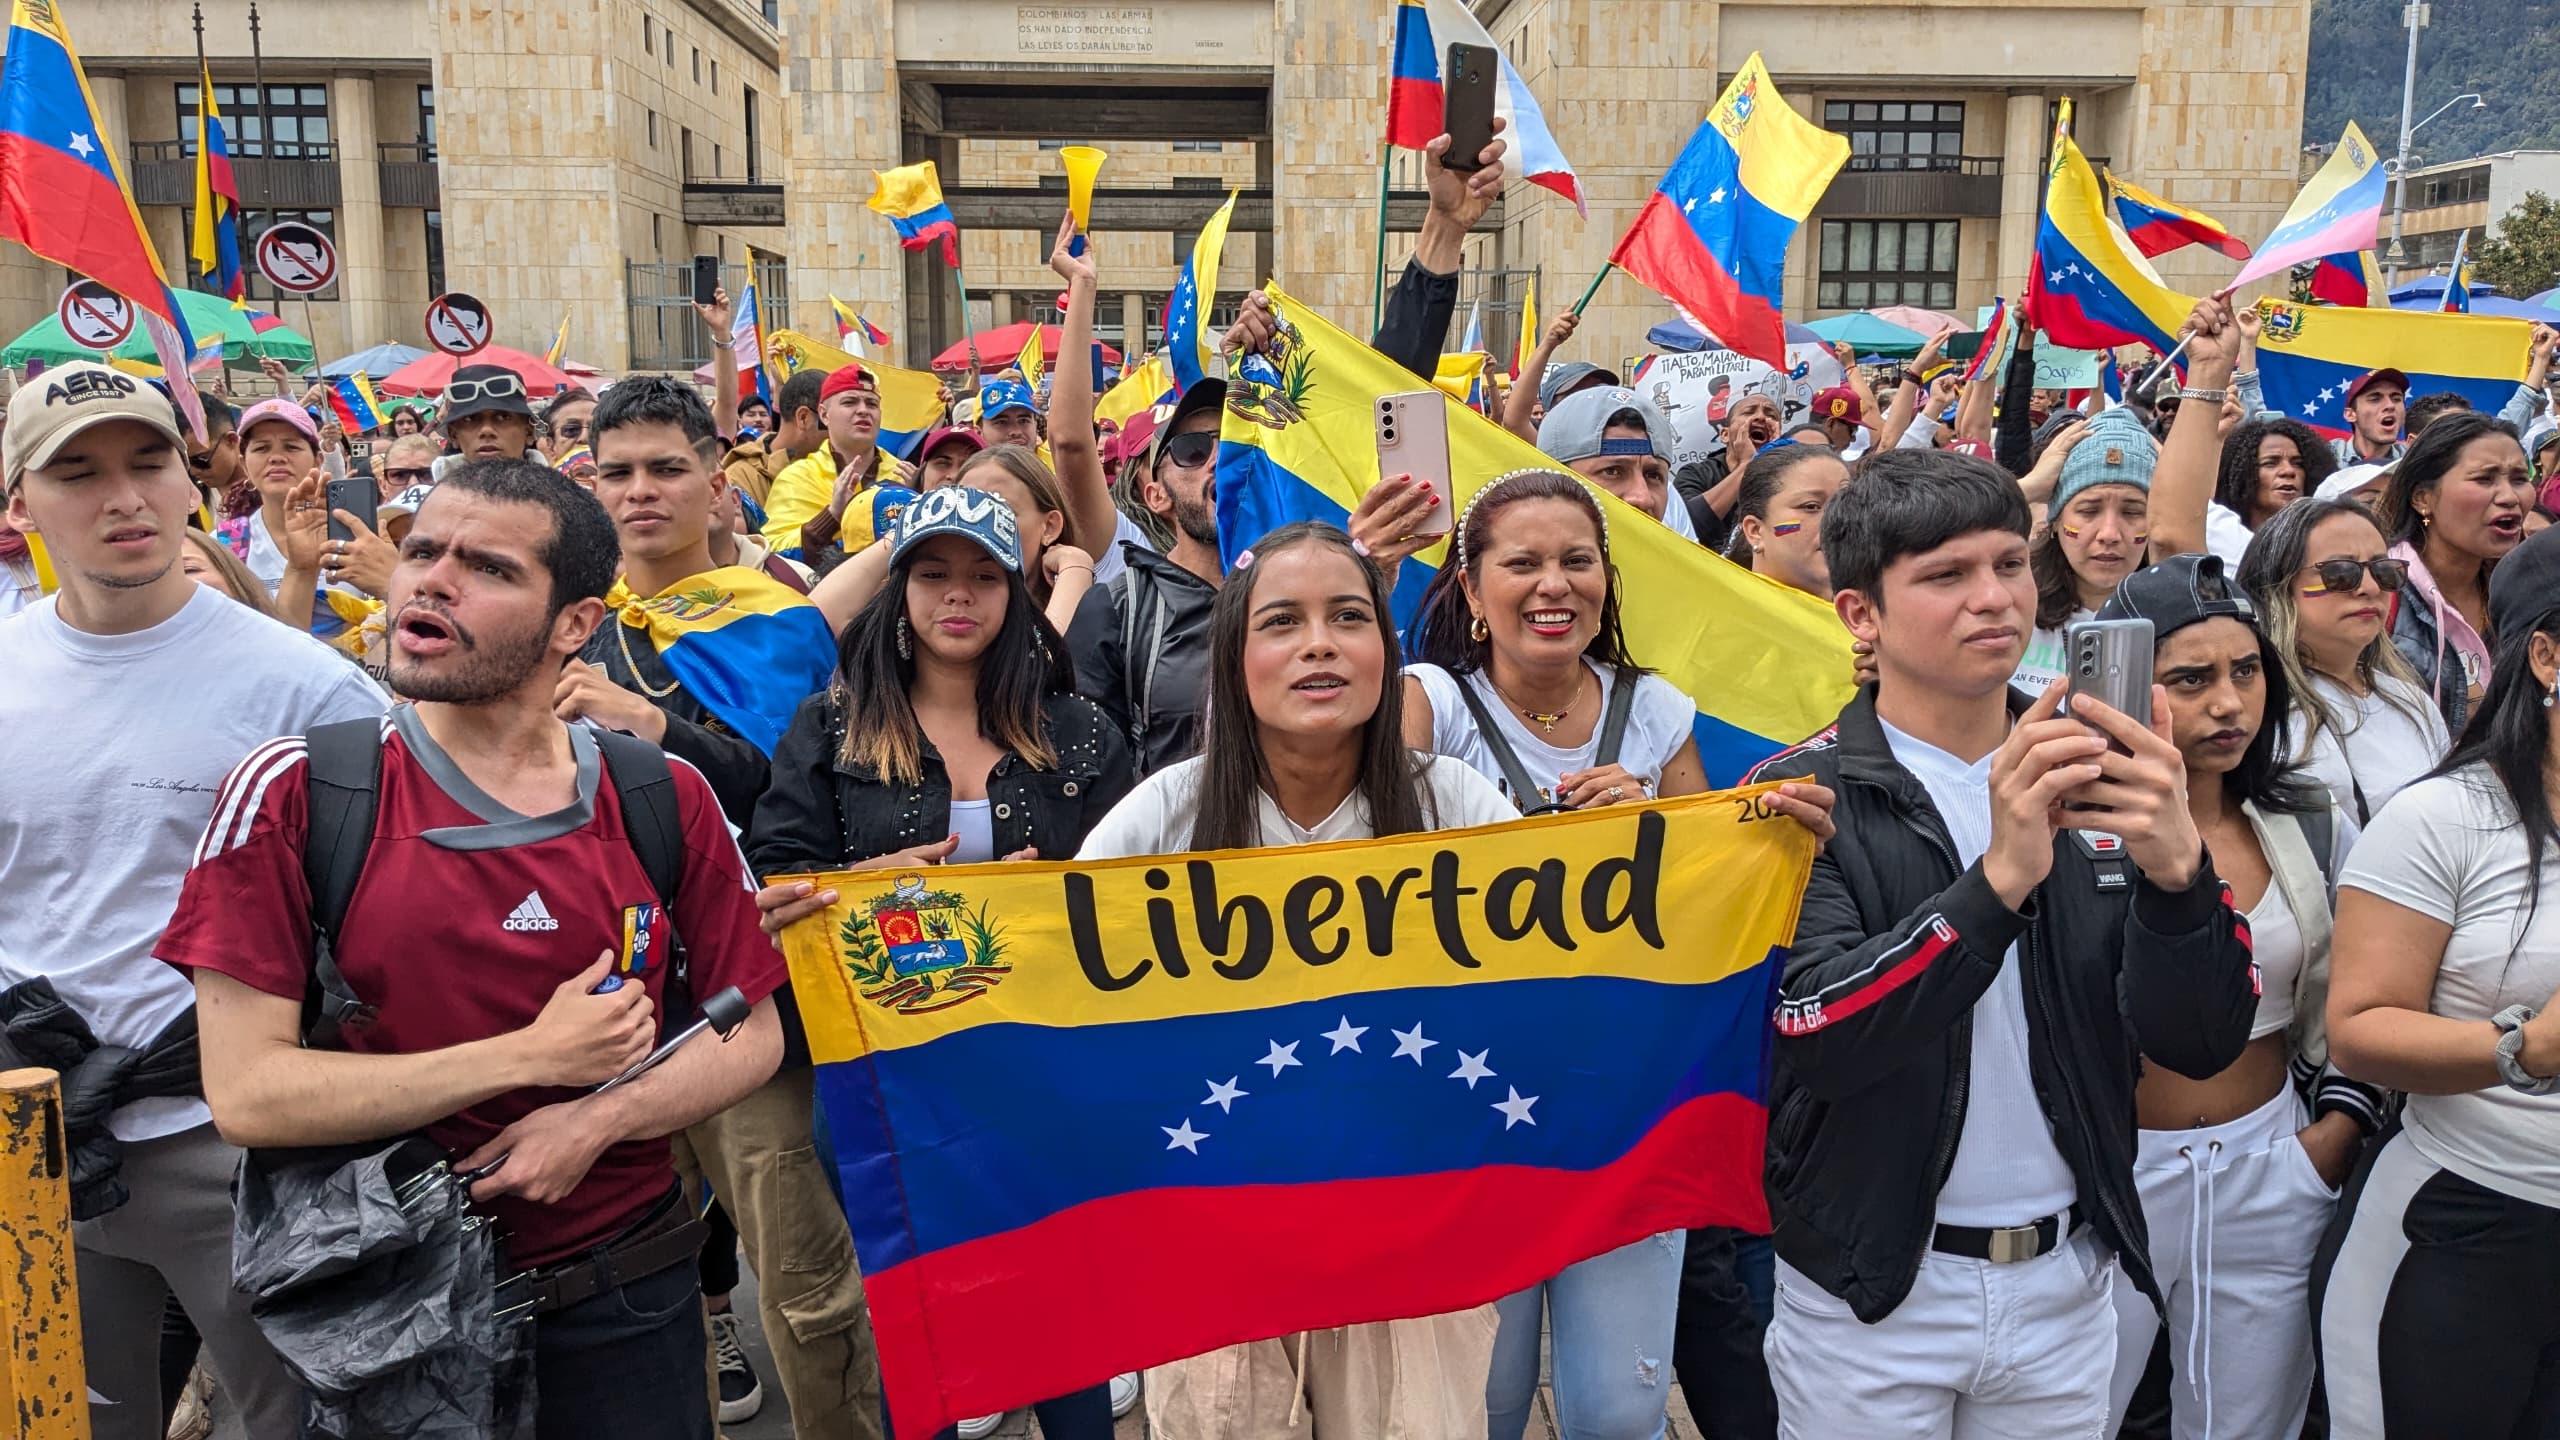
1723,444,1848,599
2017,406,2156,690
2377,410,2536,732
178,529,277,618
2323,526,2560,1434
2092,555,2367,1440
801,444,1098,637
2237,497,2450,823
2215,417,2337,530
1078,520,1516,1438
213,398,323,593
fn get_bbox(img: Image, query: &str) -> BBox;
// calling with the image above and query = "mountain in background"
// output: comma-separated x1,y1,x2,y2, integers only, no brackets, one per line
2303,0,2560,162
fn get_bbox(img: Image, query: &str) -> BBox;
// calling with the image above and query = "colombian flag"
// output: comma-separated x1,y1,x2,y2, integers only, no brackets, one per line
869,161,959,266
777,790,1811,1440
2106,171,2252,261
2230,123,2388,293
1214,283,1856,786
2029,112,2197,357
189,63,243,301
1609,55,1845,371
606,566,838,754
764,327,943,459
2310,250,2381,308
325,371,386,433
1384,0,1583,213
2251,299,2531,441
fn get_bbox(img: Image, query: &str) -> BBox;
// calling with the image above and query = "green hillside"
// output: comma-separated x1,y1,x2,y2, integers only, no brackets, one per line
2303,0,2560,159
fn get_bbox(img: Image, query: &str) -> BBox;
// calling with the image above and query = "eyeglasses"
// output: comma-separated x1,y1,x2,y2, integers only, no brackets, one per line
2299,557,2410,596
1161,431,1217,470
445,374,526,406
385,466,435,486
186,434,236,471
552,419,589,441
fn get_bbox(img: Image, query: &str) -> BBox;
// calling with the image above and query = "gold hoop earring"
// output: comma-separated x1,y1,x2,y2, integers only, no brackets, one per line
1470,616,1489,643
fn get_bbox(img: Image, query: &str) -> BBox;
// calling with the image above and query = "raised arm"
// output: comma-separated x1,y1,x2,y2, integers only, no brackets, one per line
1045,213,1118,558
1501,311,1578,441
1373,121,1507,381
2149,297,2239,560
699,287,739,442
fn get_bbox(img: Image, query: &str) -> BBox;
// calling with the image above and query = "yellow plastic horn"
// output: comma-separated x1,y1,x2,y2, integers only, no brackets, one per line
1060,145,1108,252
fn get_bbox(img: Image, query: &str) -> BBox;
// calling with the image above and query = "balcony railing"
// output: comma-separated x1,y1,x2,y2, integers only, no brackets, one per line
681,149,784,227
1817,155,2003,218
377,142,438,209
131,139,341,209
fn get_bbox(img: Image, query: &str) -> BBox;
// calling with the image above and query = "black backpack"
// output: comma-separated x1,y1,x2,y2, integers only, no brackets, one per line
297,718,691,1048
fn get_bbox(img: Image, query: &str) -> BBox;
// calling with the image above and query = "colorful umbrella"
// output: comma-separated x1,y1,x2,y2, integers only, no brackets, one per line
1866,304,1966,338
1803,313,1929,356
374,345,581,399
2,288,314,368
319,342,429,379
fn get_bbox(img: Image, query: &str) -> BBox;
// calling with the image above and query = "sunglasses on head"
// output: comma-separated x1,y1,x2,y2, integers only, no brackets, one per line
385,466,435,486
2300,557,2409,596
446,374,526,406
1162,431,1217,469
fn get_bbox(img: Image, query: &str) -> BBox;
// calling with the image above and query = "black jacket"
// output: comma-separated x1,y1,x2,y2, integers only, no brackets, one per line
1371,256,1461,383
0,977,200,1220
749,687,1134,878
1067,542,1219,776
580,619,775,831
1746,686,2257,1322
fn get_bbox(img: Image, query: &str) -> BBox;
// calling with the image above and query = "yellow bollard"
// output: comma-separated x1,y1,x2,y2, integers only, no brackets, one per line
0,1067,88,1438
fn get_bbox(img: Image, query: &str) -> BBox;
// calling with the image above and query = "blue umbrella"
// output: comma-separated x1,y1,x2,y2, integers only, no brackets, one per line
320,342,429,379
2529,287,2559,309
1645,316,1823,353
1804,312,1929,355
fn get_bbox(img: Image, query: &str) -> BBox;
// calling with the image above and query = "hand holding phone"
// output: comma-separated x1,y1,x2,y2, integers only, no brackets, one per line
325,477,377,548
691,254,722,309
2057,619,2154,752
1373,392,1454,539
1438,42,1500,174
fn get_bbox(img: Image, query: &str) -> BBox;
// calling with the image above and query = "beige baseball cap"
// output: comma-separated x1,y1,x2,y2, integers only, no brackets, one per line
4,362,185,491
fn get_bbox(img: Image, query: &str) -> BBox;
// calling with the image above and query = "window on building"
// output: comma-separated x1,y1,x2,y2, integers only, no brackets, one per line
762,0,777,23
692,48,701,84
744,88,760,182
1039,173,1066,191
1818,218,1959,309
1823,100,1965,173
417,86,436,158
711,59,719,93
1037,139,1070,150
665,29,675,64
1171,176,1223,191
643,14,653,52
647,110,658,148
1171,140,1223,153
2421,169,2489,207
425,210,443,297
178,83,331,159
712,143,722,177
680,126,692,179
652,212,665,255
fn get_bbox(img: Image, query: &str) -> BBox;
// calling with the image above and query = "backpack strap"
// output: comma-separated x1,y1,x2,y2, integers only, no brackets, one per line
1118,566,1171,756
591,727,692,1030
299,719,387,1048
1446,671,1554,814
1593,666,1641,770
760,552,811,596
2251,796,2338,1072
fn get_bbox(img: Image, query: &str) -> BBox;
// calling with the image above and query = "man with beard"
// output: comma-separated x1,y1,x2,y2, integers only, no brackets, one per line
0,361,382,1440
1067,376,1225,775
161,458,787,1439
567,376,881,1438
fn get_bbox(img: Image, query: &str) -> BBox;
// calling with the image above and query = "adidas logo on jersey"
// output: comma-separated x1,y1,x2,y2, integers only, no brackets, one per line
504,891,561,932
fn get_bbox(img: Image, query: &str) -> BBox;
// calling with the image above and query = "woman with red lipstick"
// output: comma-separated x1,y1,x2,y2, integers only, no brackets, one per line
2092,554,2366,1440
2379,411,2537,733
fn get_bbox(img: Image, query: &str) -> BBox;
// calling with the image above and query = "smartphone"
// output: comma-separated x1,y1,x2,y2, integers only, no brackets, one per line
1374,391,1455,538
2058,618,2154,750
326,477,377,547
1439,42,1500,174
690,254,722,308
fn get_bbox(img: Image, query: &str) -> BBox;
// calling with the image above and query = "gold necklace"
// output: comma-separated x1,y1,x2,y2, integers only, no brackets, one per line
615,619,681,699
1491,668,1587,735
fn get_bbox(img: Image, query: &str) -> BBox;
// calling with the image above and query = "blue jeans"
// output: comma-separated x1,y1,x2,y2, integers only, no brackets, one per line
929,1384,1112,1440
532,1249,712,1440
1488,1232,1686,1440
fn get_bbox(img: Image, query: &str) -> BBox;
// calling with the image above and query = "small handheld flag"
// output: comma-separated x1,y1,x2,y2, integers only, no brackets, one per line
2309,250,2382,309
1385,0,1583,214
2229,124,2388,294
1165,190,1238,393
543,310,571,367
1512,275,1538,380
869,162,960,266
831,296,892,352
189,64,244,301
2029,108,2197,357
735,281,774,409
2105,172,2253,262
325,372,387,434
1015,323,1044,393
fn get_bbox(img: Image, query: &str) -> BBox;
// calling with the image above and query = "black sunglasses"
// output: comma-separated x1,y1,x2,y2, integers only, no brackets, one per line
187,434,235,470
385,466,435,486
1161,431,1217,469
446,374,525,406
2300,557,2409,596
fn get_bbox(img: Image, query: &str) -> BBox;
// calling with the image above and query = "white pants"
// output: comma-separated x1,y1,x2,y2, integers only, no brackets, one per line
1766,1227,2118,1439
2104,1087,2336,1440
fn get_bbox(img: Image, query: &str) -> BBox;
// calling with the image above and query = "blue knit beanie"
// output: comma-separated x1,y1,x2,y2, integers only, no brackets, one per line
2051,406,2158,513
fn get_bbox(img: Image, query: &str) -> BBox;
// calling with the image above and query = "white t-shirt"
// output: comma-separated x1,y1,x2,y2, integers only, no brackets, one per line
0,586,385,1139
1090,511,1157,587
2295,672,2451,825
242,512,290,590
1078,752,1515,858
1407,660,1694,810
949,798,996,864
2013,610,2095,694
0,555,38,620
2204,501,2255,571
1660,490,1699,542
2241,804,2358,1042
2341,767,2560,1208
1878,717,2079,1226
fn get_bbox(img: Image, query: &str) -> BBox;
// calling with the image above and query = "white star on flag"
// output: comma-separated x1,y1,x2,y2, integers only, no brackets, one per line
2317,385,2338,402
1706,186,1728,205
2303,401,2320,415
1257,1040,1303,1076
1321,1017,1368,1054
1493,1087,1540,1129
2049,270,2066,285
1163,1119,1208,1154
1449,1050,1495,1089
1203,1077,1247,1113
67,132,94,158
1391,1024,1438,1065
1682,197,1699,215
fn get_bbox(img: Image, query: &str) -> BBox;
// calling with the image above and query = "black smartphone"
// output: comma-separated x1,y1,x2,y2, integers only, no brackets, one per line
1439,42,1499,173
326,477,377,547
691,254,721,308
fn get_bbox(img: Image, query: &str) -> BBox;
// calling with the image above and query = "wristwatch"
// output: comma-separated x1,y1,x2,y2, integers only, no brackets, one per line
1898,370,1925,389
2177,386,2230,404
2491,1005,2560,1095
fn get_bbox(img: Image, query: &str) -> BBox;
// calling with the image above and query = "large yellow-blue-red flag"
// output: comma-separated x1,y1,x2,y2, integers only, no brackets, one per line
869,161,959,265
2251,298,2530,442
765,327,945,458
1215,282,1855,785
604,566,835,753
2028,106,2198,355
189,61,244,300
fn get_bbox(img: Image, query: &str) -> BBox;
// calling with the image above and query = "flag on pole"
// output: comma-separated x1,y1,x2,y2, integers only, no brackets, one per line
2442,229,2473,313
1014,322,1044,393
1512,275,1538,380
1165,190,1238,393
324,371,387,434
1096,352,1176,432
2309,250,2383,308
1608,55,1846,371
2104,172,2253,261
735,281,773,409
1384,0,1584,214
763,329,942,458
1959,297,2018,387
2228,124,2388,294
543,310,571,367
1,0,204,437
189,63,244,301
2027,104,2197,357
831,296,891,353
869,161,960,265
2252,299,2529,439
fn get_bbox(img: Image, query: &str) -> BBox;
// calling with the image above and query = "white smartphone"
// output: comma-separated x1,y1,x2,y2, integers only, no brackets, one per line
1373,390,1455,538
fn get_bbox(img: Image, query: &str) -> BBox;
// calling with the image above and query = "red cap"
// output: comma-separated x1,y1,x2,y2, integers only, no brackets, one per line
2344,368,2409,406
819,363,876,403
1813,385,1863,427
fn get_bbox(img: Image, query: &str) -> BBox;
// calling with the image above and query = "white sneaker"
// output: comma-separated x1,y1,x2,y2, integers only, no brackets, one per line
709,1309,765,1424
956,1414,1007,1439
1109,1372,1141,1419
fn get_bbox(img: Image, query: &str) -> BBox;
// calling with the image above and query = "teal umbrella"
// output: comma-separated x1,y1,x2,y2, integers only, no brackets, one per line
1804,312,1929,357
2,288,314,368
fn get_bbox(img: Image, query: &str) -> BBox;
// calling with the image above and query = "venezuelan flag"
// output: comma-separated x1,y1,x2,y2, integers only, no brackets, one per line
1166,190,1237,392
776,789,1811,1440
2029,116,2197,356
325,371,385,433
1609,55,1845,371
1512,274,1537,379
831,295,891,350
2252,298,2532,440
189,63,243,301
2231,123,2388,293
1215,282,1856,785
764,327,943,459
1384,0,1583,213
1015,322,1044,392
606,566,837,754
2310,250,2381,308
2106,171,2253,261
1095,351,1175,431
2442,229,2473,313
1959,296,2017,387
868,161,959,266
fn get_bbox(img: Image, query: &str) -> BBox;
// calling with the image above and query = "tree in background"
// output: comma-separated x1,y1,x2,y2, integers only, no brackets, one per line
2476,191,2560,299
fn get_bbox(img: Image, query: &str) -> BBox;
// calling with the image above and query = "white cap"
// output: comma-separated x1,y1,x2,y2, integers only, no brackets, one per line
4,362,183,491
378,482,435,520
2315,460,2393,504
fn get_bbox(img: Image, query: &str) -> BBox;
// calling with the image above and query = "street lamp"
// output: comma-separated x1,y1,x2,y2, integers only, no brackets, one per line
2386,0,2489,286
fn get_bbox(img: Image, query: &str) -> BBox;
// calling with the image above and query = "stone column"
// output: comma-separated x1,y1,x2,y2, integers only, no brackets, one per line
774,0,908,346
1997,91,2044,303
1268,0,1383,322
330,76,390,354
1119,291,1145,358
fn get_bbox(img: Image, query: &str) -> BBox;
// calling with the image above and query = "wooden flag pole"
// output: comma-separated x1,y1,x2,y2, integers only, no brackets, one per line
1571,263,1615,317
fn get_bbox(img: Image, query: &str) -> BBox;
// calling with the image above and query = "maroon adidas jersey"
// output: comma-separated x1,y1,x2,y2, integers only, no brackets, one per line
158,715,785,1266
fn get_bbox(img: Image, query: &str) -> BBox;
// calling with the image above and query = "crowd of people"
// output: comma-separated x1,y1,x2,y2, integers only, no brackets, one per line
3,116,2560,1440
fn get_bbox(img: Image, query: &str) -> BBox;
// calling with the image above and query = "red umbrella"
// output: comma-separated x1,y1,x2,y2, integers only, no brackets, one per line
374,345,582,399
930,322,1123,373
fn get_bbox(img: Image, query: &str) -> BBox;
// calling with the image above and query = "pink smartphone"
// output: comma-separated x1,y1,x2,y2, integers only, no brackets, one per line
1373,391,1455,537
